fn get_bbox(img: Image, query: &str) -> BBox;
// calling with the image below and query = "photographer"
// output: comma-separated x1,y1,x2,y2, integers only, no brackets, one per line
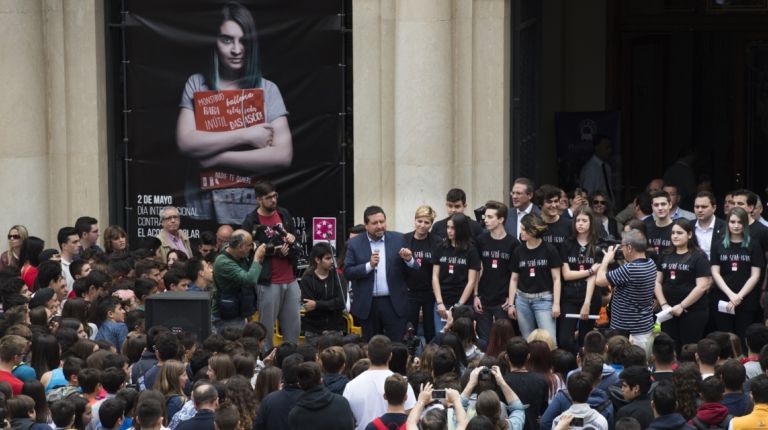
242,180,302,351
461,365,526,430
212,230,267,332
406,383,467,430
595,229,657,350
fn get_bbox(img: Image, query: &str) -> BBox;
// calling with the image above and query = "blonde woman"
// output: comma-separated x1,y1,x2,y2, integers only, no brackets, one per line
404,205,439,342
0,225,28,270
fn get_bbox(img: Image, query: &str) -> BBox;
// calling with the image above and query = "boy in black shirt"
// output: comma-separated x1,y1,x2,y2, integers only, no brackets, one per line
503,337,549,430
538,185,572,252
474,200,519,342
646,190,674,253
431,188,484,241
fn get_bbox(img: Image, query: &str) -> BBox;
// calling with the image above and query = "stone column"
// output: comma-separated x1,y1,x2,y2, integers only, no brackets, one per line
392,0,454,231
0,1,51,238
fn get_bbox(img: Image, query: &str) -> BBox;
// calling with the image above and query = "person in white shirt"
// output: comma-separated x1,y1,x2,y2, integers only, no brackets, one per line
579,134,615,205
342,335,416,430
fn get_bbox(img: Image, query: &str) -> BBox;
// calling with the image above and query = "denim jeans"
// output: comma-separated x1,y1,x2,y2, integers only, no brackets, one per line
515,291,557,345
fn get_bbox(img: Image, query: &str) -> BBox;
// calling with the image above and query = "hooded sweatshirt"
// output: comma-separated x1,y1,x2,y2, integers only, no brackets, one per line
323,372,349,395
648,413,695,430
689,402,731,427
552,403,608,430
541,388,615,430
287,385,355,430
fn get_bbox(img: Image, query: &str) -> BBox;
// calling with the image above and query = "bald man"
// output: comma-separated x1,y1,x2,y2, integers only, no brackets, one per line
212,229,266,332
216,225,234,250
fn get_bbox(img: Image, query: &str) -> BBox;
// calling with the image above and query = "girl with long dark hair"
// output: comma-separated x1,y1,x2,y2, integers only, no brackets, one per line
432,213,481,333
176,2,293,224
655,218,712,349
558,206,603,353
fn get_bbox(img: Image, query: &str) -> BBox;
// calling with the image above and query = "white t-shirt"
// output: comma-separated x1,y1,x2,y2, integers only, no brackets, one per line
342,369,416,430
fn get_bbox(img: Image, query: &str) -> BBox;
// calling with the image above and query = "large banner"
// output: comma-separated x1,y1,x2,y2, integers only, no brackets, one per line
121,0,346,256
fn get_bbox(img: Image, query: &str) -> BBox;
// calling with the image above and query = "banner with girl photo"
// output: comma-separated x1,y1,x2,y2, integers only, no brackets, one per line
116,0,348,254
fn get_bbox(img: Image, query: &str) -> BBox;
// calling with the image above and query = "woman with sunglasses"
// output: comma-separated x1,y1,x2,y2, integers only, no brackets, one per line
558,207,603,354
507,213,562,343
0,225,28,270
710,207,763,340
590,191,620,240
654,218,712,350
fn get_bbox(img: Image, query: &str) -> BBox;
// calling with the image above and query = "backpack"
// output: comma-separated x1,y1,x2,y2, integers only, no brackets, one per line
370,417,407,430
690,415,733,430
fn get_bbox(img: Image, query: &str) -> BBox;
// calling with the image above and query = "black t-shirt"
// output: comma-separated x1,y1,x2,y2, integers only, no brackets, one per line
431,216,484,241
749,221,768,283
476,231,520,306
710,240,764,300
541,216,572,251
560,239,604,302
403,232,441,296
511,241,562,294
504,371,549,430
434,243,481,306
646,222,673,254
658,249,711,310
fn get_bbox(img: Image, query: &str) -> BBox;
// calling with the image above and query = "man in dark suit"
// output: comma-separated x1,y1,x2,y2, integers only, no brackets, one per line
504,177,541,240
177,383,218,430
344,206,417,341
694,191,726,260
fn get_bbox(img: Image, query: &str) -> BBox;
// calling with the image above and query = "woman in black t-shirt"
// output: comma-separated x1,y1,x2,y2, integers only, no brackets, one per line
710,207,764,339
507,213,562,343
404,205,440,342
558,206,603,354
655,218,712,349
432,213,481,333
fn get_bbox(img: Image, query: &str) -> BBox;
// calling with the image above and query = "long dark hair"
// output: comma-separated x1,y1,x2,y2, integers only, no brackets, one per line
670,218,700,253
208,1,262,90
30,333,60,378
18,236,44,268
445,213,472,251
569,206,600,258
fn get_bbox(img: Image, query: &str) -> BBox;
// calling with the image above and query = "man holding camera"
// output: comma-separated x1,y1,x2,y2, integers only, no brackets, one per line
595,228,657,350
242,180,301,351
212,230,266,331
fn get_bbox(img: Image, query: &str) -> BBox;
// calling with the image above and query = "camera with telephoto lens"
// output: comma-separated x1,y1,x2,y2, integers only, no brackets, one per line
596,238,623,260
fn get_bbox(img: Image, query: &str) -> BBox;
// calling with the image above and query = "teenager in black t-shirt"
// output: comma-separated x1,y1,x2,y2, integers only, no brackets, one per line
731,189,768,322
507,213,562,343
646,190,675,254
474,200,519,342
404,205,441,342
538,185,571,252
433,213,481,333
430,188,484,241
710,207,764,340
558,207,604,354
655,218,712,350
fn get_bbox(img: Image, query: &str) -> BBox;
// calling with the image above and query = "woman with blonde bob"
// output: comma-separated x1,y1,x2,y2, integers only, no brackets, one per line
404,205,440,342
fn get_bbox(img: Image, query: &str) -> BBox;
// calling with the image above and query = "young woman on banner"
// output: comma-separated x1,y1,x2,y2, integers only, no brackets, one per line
558,207,603,354
654,218,712,351
176,1,293,224
507,213,562,343
710,207,763,340
432,213,481,334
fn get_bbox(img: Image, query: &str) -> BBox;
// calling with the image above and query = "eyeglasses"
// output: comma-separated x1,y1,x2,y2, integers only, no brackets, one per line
162,215,180,221
7,234,20,240
592,200,607,205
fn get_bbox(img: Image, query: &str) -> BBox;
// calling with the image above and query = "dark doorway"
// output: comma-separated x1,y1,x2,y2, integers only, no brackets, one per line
608,1,768,206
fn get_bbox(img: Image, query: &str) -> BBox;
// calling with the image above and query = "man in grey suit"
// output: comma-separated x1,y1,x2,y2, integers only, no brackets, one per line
504,177,541,240
344,206,417,341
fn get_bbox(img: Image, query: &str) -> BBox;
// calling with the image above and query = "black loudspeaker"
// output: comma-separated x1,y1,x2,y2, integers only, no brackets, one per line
145,291,211,341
